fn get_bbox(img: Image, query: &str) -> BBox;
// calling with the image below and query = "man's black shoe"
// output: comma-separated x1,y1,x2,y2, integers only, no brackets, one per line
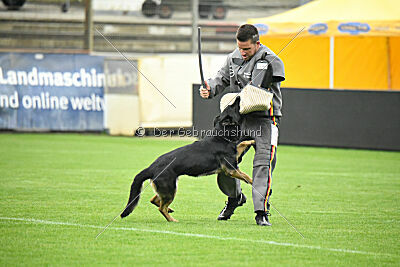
217,193,246,220
255,211,272,226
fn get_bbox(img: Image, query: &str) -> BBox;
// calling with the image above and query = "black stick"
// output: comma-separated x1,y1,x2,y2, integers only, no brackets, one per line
197,27,206,88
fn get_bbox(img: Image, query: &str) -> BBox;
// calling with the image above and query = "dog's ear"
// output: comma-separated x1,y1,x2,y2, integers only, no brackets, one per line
231,96,242,124
233,96,240,107
231,96,240,113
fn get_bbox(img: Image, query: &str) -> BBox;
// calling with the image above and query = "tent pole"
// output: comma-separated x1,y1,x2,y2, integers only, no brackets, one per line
329,36,334,89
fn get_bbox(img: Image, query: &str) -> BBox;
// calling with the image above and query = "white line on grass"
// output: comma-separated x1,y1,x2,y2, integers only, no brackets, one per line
0,216,396,258
306,172,399,177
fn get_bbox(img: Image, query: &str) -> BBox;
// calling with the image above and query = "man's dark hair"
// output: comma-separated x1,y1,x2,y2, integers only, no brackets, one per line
236,24,259,43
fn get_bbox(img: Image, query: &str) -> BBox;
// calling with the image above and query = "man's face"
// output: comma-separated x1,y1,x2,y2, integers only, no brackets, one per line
237,39,260,61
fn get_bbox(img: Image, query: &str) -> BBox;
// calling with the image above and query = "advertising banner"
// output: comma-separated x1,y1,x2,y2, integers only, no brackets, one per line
104,58,138,95
0,53,105,131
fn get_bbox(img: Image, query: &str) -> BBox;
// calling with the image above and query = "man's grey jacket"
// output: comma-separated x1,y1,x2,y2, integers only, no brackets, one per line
207,44,285,117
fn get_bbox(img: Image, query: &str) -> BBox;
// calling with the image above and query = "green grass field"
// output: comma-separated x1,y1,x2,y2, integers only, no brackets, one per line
0,133,399,266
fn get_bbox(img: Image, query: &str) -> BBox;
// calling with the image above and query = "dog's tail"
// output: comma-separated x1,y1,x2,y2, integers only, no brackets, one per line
120,168,152,218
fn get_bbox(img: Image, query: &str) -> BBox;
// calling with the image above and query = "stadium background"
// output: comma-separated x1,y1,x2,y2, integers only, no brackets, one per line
1,0,399,150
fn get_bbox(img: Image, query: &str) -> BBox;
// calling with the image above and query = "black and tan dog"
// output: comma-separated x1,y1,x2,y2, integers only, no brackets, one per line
120,97,254,222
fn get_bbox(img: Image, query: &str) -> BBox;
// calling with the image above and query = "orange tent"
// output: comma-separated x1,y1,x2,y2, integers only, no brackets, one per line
248,0,400,90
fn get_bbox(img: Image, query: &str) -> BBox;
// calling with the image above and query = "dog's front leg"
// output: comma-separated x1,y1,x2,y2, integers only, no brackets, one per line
229,169,253,185
222,164,253,185
236,140,255,161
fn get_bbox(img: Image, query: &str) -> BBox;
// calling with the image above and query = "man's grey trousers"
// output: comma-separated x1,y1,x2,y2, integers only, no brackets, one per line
217,116,278,212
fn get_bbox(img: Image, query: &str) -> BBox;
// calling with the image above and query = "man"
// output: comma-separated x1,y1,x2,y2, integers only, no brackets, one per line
199,24,285,226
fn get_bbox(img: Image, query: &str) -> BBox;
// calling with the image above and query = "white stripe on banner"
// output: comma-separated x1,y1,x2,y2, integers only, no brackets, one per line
0,216,396,258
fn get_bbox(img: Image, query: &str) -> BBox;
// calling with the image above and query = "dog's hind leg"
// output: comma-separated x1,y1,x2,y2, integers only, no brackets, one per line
150,182,174,213
150,194,174,213
158,192,178,222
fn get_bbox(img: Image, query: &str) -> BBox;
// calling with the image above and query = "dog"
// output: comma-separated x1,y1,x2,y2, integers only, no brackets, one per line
120,97,255,222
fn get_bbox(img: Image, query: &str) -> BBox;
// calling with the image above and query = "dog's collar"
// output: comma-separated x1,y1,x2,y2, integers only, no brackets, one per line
218,135,236,143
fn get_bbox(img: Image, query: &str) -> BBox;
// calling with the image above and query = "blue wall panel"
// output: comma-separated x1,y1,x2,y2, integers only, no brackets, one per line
0,52,105,131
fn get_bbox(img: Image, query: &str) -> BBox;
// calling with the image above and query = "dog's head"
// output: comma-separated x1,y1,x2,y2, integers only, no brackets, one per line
213,96,242,140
